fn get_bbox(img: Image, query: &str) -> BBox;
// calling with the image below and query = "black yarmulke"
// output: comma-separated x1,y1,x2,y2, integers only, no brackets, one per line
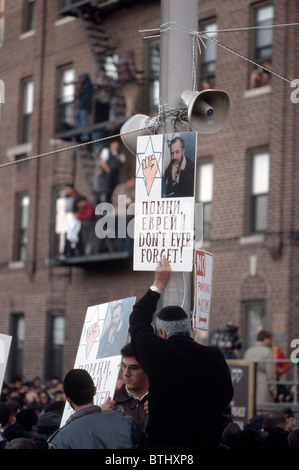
158,305,187,321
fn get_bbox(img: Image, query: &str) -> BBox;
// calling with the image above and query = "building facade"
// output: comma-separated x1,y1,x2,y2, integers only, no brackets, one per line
0,0,298,383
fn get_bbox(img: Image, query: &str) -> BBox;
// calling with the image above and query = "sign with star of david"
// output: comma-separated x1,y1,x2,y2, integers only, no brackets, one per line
134,131,197,272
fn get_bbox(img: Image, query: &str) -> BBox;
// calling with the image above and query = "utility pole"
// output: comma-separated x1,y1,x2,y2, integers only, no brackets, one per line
158,0,199,314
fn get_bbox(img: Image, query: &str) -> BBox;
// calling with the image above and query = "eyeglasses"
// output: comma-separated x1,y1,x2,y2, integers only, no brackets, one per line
120,363,141,375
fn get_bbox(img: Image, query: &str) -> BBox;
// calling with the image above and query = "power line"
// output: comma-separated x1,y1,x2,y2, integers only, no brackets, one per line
1,21,298,170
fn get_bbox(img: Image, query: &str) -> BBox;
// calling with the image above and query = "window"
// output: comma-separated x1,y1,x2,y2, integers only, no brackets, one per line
148,41,160,114
243,301,266,351
104,54,119,81
9,314,25,379
55,65,75,132
249,3,274,88
0,0,4,45
51,186,69,258
253,3,274,62
14,192,30,261
20,77,34,143
196,160,213,240
23,0,36,32
248,150,270,234
199,19,217,89
45,311,65,379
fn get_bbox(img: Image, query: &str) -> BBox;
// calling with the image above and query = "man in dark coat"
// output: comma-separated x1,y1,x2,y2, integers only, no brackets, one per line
129,258,234,449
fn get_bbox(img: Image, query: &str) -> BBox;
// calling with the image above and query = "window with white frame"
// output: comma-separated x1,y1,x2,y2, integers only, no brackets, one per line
148,41,160,114
23,0,36,32
45,311,65,379
249,150,270,234
249,3,274,88
10,313,26,379
55,65,75,131
20,78,34,143
199,19,217,89
196,160,213,240
253,3,274,63
14,192,30,261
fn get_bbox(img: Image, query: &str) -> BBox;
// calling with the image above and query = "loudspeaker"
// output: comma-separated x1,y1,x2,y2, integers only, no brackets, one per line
181,89,230,134
120,114,155,155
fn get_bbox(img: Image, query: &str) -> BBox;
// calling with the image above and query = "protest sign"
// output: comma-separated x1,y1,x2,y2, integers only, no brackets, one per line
134,132,197,272
60,296,136,426
193,249,213,331
0,333,12,394
227,360,255,429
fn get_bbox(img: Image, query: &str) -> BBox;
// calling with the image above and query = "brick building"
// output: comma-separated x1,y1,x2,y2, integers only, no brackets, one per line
0,0,298,385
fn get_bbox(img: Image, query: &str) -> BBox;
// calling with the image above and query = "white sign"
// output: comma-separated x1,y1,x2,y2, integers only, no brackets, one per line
0,333,12,394
60,297,136,426
193,249,213,331
134,132,197,272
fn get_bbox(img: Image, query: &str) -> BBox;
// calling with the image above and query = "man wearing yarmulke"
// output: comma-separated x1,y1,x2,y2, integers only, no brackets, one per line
47,369,140,449
129,258,234,449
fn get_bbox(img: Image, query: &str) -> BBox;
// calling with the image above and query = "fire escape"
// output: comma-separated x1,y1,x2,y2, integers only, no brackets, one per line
50,1,142,267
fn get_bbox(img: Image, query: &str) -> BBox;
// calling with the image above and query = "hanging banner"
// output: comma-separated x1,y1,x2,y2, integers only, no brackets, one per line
0,333,12,394
60,296,136,426
193,249,213,331
134,132,197,272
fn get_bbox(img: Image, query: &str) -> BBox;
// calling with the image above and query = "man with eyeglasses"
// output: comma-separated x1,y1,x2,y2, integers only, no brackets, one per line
102,343,149,439
129,258,234,449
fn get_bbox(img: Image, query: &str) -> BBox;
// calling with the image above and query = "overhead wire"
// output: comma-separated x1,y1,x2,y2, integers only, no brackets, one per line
0,21,298,170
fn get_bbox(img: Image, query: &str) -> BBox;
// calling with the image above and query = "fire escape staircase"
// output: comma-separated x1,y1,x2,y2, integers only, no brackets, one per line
52,1,131,266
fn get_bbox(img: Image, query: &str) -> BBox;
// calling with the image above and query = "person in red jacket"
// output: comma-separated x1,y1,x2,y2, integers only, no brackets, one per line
74,197,95,255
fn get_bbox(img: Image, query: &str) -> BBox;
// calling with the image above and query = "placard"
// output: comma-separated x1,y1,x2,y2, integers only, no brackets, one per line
193,249,213,331
0,333,12,394
227,360,255,429
60,297,136,426
134,132,197,272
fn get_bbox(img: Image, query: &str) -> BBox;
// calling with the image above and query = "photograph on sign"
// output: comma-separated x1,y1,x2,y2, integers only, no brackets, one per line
60,296,136,426
193,249,213,331
134,132,197,272
0,333,12,395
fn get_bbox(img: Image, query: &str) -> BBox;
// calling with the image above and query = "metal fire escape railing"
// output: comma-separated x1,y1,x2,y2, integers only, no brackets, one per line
51,1,132,266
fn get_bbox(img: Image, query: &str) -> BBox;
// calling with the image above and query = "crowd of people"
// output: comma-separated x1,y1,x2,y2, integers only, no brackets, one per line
0,375,65,449
0,371,298,449
1,259,298,450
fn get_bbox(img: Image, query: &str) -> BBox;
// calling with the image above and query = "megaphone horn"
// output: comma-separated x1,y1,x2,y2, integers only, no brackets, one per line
181,89,230,134
120,114,156,155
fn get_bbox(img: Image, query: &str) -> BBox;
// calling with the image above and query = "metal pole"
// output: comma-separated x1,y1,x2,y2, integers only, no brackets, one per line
160,0,198,130
158,0,199,314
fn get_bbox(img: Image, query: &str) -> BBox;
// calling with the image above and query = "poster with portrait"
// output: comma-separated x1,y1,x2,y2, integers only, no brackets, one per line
60,296,136,426
0,333,12,394
134,131,197,271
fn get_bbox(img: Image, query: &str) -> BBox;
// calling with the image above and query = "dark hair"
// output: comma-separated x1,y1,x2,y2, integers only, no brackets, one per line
170,136,185,150
0,403,11,427
288,428,299,449
120,342,134,358
257,330,272,342
263,411,286,433
5,438,36,449
63,369,94,406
